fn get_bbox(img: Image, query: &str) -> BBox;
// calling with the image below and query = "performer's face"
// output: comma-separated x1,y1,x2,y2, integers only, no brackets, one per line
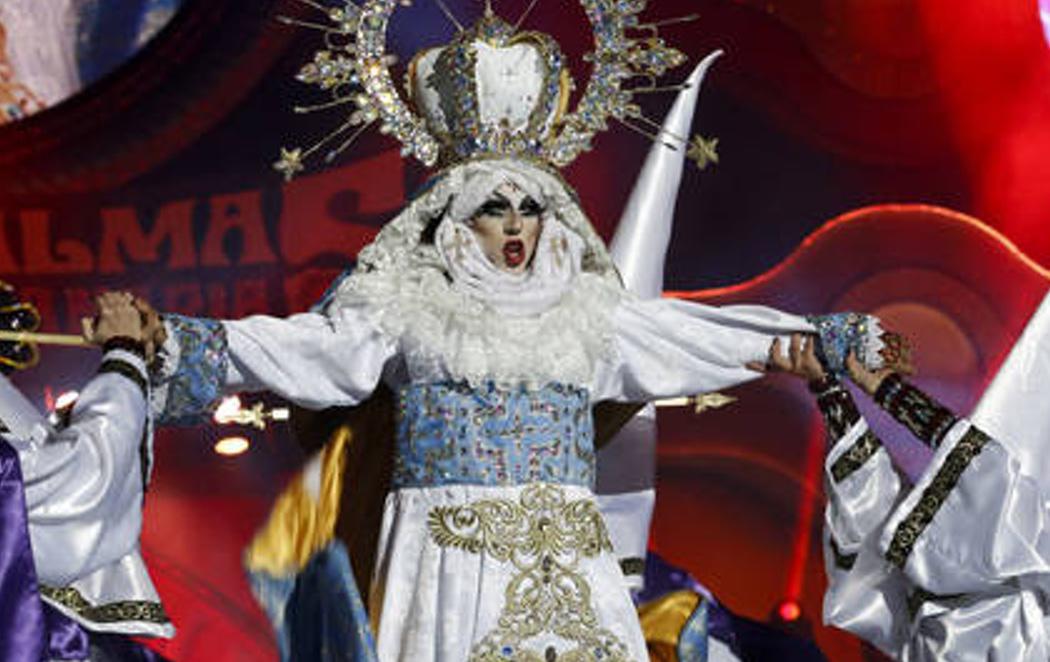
469,182,543,273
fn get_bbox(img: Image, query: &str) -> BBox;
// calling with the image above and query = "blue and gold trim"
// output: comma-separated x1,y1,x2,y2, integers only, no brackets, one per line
394,381,595,489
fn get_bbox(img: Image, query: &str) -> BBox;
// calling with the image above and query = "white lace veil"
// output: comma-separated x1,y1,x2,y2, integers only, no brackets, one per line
325,157,624,388
328,158,620,312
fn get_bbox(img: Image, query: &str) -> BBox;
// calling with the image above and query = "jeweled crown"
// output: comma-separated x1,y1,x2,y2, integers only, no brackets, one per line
408,12,570,165
275,0,713,179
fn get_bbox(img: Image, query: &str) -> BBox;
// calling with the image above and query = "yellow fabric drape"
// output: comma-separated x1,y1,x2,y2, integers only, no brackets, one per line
243,428,350,577
639,590,701,662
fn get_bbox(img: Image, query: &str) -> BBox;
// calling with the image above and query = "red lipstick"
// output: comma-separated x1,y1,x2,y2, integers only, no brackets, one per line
503,239,525,267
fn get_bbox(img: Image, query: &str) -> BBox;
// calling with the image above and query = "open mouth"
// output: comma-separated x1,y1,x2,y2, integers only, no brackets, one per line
503,239,525,267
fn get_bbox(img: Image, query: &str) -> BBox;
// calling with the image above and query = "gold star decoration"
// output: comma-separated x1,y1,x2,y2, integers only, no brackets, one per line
274,147,305,181
687,134,719,170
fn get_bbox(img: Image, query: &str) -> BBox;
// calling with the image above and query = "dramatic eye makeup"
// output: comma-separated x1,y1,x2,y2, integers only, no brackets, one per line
475,196,512,218
518,196,544,217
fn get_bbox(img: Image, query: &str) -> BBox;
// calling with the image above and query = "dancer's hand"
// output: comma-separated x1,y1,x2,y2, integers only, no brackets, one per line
753,334,826,382
845,352,896,396
878,331,916,376
83,292,144,345
132,296,166,361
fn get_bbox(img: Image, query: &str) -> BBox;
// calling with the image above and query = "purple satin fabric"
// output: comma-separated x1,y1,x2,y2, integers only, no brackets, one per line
0,439,89,661
44,604,90,660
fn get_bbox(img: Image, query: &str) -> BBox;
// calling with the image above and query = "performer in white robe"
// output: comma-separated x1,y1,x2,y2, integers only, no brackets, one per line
141,7,894,661
0,292,172,662
772,317,1050,661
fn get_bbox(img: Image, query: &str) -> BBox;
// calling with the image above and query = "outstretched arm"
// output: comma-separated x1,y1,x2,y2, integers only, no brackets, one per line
592,297,817,401
591,295,890,403
136,299,397,425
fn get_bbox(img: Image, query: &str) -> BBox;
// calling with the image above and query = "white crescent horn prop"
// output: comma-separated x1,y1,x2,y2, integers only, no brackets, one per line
609,49,723,299
595,51,723,594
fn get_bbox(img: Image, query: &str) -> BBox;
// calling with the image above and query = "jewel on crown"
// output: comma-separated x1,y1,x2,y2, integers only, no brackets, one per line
274,0,704,180
407,10,570,165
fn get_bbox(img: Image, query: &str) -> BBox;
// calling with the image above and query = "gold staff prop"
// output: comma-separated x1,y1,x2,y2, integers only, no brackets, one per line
0,330,89,347
0,281,93,374
654,392,738,414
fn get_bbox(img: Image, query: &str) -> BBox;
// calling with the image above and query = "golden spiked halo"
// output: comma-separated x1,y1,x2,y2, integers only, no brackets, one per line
274,0,715,180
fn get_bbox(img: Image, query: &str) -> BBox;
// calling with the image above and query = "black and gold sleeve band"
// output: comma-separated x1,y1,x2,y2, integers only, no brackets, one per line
874,374,958,448
102,336,147,360
810,374,861,442
99,359,148,399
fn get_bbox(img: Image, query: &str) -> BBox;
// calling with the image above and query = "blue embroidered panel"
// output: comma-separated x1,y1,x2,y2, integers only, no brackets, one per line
393,382,595,489
807,312,877,376
153,314,228,426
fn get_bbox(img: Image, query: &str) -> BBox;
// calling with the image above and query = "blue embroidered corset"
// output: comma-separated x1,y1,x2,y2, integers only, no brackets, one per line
392,382,595,489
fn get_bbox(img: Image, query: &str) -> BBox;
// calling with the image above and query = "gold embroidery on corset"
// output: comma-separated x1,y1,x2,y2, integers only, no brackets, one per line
427,484,631,661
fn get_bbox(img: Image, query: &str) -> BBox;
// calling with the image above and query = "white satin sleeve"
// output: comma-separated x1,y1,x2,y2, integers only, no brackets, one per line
223,308,397,409
592,297,814,401
820,419,912,657
878,419,1050,596
21,350,149,586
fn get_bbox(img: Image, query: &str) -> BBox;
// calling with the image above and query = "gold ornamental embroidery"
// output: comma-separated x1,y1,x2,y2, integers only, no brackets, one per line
40,585,170,625
830,430,881,483
427,484,631,661
885,426,990,568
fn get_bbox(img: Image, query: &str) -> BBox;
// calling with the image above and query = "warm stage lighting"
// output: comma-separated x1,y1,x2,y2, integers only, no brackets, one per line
213,395,243,424
213,436,250,457
777,599,802,622
54,390,79,410
1042,0,1050,46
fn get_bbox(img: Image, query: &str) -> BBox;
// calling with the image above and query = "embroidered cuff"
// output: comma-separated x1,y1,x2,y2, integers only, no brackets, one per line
874,374,958,448
810,375,861,442
807,313,884,376
102,336,146,360
151,315,228,426
829,428,882,484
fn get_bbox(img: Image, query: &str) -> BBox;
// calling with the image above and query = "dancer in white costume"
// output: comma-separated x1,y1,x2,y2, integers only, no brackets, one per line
140,4,893,660
772,299,1050,661
0,292,172,662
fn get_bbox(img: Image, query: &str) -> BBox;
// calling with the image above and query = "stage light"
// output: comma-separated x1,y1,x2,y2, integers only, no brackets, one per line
54,390,79,410
213,395,243,424
777,599,802,622
213,436,250,457
1041,0,1050,46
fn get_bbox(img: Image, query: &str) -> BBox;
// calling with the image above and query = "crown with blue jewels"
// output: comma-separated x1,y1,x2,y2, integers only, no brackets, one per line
274,0,718,180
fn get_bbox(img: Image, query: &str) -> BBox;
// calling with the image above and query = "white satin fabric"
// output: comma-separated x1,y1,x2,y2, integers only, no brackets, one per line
196,281,817,660
823,418,1050,660
5,349,172,638
221,289,812,410
371,484,649,661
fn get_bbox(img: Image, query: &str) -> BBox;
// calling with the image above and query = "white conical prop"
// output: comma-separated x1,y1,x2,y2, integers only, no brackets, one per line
609,49,723,299
597,52,722,593
971,289,1050,486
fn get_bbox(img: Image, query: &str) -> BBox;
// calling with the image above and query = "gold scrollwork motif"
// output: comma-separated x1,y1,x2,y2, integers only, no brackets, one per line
830,430,881,483
885,426,990,568
427,484,632,661
40,585,170,625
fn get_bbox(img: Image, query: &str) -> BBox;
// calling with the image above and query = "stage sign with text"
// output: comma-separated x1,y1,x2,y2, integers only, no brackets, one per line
0,151,405,334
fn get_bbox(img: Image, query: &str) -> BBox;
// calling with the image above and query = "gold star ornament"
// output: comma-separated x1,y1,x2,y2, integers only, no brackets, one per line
687,135,719,170
274,147,305,181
